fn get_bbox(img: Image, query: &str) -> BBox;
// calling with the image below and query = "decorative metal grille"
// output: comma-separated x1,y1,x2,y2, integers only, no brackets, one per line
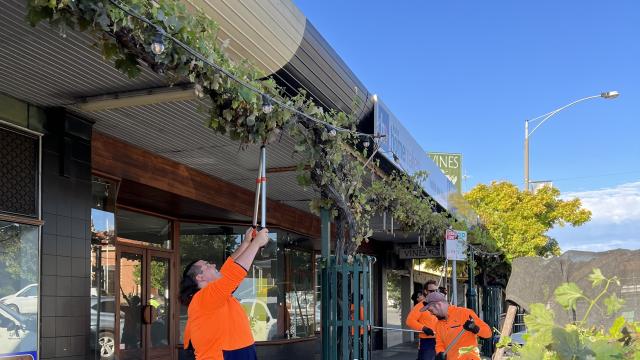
0,125,39,217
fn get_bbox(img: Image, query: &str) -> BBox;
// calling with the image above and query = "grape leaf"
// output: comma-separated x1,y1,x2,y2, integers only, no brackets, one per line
587,268,605,288
554,283,583,310
604,293,624,315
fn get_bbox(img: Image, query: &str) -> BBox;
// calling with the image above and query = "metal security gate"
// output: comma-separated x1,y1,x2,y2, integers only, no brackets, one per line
481,286,503,355
321,255,374,360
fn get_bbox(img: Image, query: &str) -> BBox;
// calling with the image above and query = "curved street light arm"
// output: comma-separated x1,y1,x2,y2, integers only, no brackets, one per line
527,94,601,137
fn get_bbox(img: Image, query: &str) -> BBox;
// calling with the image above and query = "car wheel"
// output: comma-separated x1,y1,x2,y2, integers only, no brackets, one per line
7,304,20,313
98,331,115,360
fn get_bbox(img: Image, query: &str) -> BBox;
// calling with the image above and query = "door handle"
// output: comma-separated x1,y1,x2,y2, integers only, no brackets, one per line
142,304,154,324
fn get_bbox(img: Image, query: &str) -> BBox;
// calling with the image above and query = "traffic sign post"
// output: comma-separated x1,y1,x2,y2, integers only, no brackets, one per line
445,229,467,305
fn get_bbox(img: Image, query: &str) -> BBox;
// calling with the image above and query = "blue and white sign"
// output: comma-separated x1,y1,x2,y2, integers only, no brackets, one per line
374,99,456,210
445,229,467,261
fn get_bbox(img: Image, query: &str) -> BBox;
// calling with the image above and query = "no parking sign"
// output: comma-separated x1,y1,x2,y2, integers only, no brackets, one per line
445,229,467,261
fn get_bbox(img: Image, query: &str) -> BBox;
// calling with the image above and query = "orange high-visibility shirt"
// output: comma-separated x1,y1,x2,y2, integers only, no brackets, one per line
406,302,438,339
350,304,365,335
183,258,254,360
434,306,491,360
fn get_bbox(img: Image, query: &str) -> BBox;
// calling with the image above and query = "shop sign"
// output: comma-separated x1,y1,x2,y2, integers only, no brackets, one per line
428,152,462,193
445,229,467,261
398,245,442,259
374,99,455,210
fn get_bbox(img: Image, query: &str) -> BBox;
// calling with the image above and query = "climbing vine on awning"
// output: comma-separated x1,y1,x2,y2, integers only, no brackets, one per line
26,0,451,258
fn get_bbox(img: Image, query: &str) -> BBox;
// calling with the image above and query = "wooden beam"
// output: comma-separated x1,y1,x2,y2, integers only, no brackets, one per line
493,304,518,360
92,132,320,237
0,213,43,226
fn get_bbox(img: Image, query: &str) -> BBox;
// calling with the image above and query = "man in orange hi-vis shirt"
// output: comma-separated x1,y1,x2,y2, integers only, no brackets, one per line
406,281,439,360
180,227,270,360
421,292,491,360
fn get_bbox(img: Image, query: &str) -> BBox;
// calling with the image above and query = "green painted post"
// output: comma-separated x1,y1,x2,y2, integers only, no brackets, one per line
341,263,349,360
353,258,360,359
362,257,369,360
331,257,338,360
466,249,477,312
321,208,330,360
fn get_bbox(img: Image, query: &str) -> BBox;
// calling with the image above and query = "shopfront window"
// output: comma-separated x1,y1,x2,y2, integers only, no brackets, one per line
178,224,316,343
315,254,322,332
285,248,315,338
0,221,39,358
90,176,118,360
385,270,403,348
116,209,172,249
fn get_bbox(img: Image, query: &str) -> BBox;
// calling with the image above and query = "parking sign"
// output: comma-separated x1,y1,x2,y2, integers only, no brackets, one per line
445,230,467,260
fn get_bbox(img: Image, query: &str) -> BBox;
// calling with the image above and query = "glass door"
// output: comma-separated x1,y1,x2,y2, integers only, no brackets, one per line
118,248,144,360
147,250,172,360
118,246,173,360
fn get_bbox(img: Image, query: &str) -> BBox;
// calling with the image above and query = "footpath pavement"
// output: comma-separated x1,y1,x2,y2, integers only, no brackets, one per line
370,341,418,359
371,341,492,360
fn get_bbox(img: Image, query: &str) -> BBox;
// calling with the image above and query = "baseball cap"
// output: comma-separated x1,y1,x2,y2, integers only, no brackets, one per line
419,291,446,312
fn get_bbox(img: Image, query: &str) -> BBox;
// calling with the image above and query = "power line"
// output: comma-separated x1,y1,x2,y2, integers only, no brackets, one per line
108,0,378,140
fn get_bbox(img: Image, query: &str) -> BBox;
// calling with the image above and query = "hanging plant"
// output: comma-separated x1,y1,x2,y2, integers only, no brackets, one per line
26,0,453,259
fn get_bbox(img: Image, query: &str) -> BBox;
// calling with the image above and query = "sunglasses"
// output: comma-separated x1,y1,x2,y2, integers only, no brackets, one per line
425,289,438,293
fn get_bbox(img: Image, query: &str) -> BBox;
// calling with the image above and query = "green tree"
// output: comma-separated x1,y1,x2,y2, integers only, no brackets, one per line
0,224,38,295
464,182,591,261
132,260,167,294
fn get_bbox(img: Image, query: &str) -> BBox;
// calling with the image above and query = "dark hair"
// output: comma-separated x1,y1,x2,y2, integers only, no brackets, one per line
180,261,202,306
424,280,437,288
411,290,424,305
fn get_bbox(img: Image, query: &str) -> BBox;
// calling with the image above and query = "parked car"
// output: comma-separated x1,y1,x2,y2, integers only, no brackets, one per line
240,298,277,341
0,284,38,314
90,297,124,360
0,302,37,354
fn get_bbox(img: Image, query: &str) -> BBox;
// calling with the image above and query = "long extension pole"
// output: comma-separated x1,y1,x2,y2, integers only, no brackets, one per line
252,148,263,236
260,145,266,229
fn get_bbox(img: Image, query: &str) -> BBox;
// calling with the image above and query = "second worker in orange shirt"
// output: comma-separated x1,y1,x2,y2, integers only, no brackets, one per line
406,280,439,360
420,292,491,360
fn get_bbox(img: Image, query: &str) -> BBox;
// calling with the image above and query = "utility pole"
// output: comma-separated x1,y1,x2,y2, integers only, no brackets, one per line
524,120,529,191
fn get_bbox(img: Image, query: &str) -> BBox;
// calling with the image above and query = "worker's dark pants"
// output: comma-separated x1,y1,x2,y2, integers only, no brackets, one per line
223,344,257,360
418,338,436,360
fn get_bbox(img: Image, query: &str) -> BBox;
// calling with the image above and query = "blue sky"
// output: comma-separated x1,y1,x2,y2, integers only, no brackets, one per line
294,0,640,251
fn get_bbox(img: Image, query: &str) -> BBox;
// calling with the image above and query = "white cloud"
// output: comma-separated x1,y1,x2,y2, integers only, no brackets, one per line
562,181,640,224
549,181,640,252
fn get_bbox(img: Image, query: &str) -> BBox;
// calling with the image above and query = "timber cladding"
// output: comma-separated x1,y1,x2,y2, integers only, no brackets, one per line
91,132,320,237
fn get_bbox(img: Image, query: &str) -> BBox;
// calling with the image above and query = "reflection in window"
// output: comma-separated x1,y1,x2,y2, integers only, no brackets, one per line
385,271,403,348
120,253,143,353
0,221,39,356
285,249,315,338
315,254,322,332
117,210,171,249
150,257,170,348
178,224,316,343
90,176,118,360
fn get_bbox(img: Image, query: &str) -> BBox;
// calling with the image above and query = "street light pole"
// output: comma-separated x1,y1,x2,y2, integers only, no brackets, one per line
524,91,619,191
524,120,529,191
